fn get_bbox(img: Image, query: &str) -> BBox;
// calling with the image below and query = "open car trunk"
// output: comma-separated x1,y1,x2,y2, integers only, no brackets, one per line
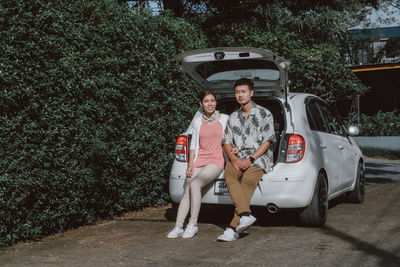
175,47,290,97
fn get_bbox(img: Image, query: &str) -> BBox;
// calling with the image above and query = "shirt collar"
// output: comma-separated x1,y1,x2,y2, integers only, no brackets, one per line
238,101,257,117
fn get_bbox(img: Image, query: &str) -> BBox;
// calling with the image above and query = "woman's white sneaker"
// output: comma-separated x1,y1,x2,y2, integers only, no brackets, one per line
182,223,198,238
167,226,183,238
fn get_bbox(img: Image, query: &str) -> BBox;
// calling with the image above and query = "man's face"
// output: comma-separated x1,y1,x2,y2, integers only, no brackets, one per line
235,84,253,106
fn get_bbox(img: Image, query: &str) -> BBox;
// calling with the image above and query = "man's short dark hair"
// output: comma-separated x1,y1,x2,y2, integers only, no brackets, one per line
234,78,254,91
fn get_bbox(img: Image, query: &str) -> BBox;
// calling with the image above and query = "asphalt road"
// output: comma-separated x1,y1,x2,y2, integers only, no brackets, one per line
0,158,399,267
365,159,400,183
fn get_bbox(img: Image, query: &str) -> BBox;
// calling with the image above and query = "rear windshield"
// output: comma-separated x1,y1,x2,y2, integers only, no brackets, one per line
196,59,279,83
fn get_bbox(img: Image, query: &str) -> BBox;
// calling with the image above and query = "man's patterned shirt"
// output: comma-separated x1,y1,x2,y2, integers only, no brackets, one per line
223,102,276,172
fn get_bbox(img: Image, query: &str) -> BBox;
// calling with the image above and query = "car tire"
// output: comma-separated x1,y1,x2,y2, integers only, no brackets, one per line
347,162,365,203
299,173,328,227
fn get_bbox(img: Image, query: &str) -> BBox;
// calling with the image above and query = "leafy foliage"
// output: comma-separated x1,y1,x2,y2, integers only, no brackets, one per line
345,110,400,136
170,1,371,104
360,147,400,160
0,0,206,247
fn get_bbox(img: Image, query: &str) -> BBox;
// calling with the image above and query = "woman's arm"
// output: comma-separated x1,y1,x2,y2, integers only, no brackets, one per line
186,149,195,178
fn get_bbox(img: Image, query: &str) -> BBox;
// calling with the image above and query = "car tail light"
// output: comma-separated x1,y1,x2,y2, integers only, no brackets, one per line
285,134,305,163
175,135,189,162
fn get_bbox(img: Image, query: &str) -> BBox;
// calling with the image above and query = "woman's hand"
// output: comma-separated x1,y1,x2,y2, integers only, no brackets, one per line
186,164,194,178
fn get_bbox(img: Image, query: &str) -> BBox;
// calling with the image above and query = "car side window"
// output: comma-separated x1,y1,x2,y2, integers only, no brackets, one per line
306,101,329,132
318,102,345,136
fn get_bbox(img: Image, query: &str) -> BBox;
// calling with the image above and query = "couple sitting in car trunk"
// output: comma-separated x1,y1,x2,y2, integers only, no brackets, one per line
167,78,276,241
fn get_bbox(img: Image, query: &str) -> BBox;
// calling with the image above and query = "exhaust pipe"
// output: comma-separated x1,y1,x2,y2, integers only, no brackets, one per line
266,203,279,214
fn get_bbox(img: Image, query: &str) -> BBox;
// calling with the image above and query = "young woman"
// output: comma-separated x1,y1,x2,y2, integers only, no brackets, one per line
167,90,229,239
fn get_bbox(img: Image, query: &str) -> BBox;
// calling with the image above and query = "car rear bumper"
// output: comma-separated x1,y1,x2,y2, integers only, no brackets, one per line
169,161,318,209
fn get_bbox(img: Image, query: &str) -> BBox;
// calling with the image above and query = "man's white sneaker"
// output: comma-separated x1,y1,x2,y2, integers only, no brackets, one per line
182,223,198,239
217,228,239,242
236,214,257,233
167,226,183,238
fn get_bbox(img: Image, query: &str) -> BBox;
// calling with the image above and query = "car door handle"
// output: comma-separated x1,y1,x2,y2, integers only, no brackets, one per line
320,143,327,149
338,145,344,150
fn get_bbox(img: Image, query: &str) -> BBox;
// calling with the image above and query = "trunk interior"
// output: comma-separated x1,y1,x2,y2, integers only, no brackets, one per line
217,96,286,163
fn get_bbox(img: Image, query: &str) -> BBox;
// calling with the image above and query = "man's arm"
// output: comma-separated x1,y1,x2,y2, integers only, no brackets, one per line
251,141,270,160
238,141,270,170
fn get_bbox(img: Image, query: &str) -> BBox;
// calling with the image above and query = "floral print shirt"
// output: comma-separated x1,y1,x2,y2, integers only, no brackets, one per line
223,102,276,172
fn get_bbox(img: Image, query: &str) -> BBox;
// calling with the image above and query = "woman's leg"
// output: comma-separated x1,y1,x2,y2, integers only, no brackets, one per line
188,164,222,226
175,168,201,228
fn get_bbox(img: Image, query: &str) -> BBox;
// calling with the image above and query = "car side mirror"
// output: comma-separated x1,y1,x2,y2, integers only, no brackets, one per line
347,125,360,136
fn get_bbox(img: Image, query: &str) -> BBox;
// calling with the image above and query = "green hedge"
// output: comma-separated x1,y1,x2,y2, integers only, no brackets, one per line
345,110,400,136
360,147,400,160
0,0,206,247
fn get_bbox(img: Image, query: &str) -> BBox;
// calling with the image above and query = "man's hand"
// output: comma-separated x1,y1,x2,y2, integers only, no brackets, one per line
230,156,241,170
225,144,252,170
231,157,252,171
240,158,252,170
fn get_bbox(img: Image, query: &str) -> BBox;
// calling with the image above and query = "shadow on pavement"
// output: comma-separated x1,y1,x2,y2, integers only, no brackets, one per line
320,225,400,267
366,177,397,184
163,195,370,228
164,204,302,228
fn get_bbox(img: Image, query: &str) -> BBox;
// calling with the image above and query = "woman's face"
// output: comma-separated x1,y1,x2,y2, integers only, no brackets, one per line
200,94,217,116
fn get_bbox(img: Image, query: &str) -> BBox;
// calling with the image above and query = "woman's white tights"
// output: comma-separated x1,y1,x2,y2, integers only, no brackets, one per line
175,164,222,228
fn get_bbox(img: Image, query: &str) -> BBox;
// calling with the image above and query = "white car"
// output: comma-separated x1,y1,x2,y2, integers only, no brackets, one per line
169,47,365,226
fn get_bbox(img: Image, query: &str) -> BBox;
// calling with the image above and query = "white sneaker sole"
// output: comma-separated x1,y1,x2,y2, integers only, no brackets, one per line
217,235,238,242
167,234,182,239
182,234,196,239
182,231,198,239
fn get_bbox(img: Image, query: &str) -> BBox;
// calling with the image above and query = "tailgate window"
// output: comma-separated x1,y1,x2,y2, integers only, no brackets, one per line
196,60,279,83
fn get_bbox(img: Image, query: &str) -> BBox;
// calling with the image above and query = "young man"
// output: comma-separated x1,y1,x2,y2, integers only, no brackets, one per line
217,78,275,242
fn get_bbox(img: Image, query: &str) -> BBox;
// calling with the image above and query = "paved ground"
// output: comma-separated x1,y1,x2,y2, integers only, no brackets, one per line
0,158,399,267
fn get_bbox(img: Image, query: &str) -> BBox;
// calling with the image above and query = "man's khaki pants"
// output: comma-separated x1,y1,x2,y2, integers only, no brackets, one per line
224,161,264,228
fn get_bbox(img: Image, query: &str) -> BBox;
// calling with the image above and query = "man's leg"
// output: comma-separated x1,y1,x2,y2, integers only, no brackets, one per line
235,166,264,232
240,166,264,212
225,165,264,228
223,161,247,228
230,208,240,229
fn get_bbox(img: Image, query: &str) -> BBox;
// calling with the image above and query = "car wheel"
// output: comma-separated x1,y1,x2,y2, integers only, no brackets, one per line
299,173,328,227
347,162,365,203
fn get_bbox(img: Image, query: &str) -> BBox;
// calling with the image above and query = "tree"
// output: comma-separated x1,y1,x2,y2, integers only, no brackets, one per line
154,0,375,107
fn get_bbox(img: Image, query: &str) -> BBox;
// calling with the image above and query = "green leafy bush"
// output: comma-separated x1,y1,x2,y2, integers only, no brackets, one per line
0,0,206,247
345,110,400,136
360,147,400,160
